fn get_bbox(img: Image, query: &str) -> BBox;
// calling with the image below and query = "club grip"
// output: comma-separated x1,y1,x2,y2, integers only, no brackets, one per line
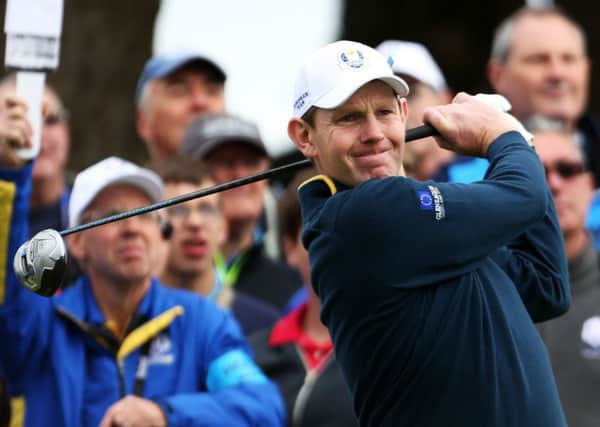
405,123,439,142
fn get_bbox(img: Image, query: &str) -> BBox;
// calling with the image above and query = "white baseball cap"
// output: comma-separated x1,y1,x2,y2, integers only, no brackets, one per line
69,157,164,227
292,40,409,118
376,40,448,92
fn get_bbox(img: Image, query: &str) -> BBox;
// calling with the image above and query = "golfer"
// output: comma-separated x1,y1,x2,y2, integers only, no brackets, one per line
287,40,570,427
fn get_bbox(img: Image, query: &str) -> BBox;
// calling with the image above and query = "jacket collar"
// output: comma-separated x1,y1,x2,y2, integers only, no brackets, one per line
54,276,184,358
54,275,162,325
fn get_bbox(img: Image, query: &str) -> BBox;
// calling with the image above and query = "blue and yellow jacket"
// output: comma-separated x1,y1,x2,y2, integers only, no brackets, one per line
0,164,285,427
298,132,570,427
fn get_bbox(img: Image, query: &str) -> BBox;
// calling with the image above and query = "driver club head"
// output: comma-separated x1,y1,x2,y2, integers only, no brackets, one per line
13,229,67,297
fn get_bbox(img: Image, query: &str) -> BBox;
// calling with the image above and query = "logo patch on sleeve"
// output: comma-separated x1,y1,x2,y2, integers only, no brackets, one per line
417,186,445,220
418,190,434,210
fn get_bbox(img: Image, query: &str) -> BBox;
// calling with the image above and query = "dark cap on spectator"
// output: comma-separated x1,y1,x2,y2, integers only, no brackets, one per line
181,114,268,159
135,52,226,103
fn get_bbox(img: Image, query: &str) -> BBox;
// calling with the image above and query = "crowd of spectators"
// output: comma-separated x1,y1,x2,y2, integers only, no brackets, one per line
1,4,599,427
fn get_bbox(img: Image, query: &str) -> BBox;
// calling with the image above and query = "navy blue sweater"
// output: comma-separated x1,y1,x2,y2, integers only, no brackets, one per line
298,132,570,427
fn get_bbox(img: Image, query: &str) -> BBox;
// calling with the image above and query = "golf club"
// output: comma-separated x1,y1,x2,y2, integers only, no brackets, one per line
13,123,438,296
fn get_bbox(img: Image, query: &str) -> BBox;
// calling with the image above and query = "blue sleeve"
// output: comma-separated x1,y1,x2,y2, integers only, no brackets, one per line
336,132,568,303
0,164,54,388
157,303,285,427
489,186,570,322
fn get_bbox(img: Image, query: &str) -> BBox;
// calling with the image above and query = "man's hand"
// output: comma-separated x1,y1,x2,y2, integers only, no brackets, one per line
423,92,526,157
98,395,167,427
0,95,32,168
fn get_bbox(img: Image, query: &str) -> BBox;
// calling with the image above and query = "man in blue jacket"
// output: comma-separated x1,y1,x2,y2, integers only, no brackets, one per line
287,40,570,427
0,104,284,425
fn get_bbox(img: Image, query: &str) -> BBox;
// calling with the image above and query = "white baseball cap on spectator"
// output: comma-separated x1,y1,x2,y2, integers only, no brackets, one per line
291,40,409,119
69,157,164,227
376,40,448,92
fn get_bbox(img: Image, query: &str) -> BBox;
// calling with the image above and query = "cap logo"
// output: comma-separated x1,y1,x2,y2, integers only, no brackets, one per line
294,91,309,113
338,49,365,70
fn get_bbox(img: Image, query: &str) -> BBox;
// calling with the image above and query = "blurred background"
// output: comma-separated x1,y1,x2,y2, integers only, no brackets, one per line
0,0,597,171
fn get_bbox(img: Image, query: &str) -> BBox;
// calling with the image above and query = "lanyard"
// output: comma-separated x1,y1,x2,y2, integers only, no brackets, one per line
206,268,223,302
117,340,152,398
133,341,151,396
214,251,248,288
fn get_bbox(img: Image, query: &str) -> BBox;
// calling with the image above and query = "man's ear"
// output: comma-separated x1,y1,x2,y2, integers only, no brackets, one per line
288,118,318,159
487,59,503,92
136,109,152,143
399,97,409,120
585,171,596,193
67,233,86,264
216,213,227,247
281,235,293,263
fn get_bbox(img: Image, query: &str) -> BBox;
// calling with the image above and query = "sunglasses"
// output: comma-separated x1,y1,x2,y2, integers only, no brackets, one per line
543,161,586,180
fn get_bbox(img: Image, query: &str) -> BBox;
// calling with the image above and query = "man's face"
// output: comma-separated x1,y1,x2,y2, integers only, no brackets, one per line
0,84,70,182
137,66,226,160
163,180,225,276
535,131,594,236
489,14,590,126
69,185,162,284
204,143,269,224
296,80,407,187
34,89,70,182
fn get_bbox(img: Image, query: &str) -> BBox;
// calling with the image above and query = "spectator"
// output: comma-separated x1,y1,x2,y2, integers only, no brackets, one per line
376,40,454,180
135,52,226,160
488,6,593,174
0,152,284,426
287,40,569,426
489,6,600,249
0,76,81,285
437,7,596,186
531,119,600,427
181,114,302,311
154,155,279,335
26,84,71,234
0,89,31,427
250,167,358,427
134,52,283,260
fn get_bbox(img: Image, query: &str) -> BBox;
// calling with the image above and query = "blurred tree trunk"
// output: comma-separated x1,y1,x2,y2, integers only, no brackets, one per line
0,0,160,172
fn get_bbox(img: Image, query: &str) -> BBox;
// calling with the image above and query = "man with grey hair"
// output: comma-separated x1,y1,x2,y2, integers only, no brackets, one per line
135,53,226,160
487,6,600,184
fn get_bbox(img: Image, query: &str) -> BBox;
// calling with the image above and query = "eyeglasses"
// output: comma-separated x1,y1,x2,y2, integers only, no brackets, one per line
166,203,219,220
543,161,586,180
79,208,160,225
44,110,69,126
